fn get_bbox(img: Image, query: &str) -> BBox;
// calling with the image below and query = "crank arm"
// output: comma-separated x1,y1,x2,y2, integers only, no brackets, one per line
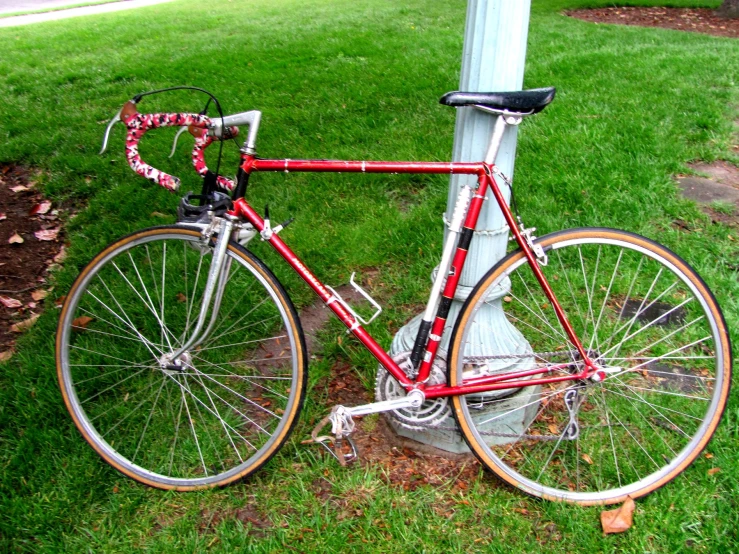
345,389,425,417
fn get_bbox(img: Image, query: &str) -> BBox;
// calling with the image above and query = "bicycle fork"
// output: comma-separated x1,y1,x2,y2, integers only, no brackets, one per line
161,216,235,370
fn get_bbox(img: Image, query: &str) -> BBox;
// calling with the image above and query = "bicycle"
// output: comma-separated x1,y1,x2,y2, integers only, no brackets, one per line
55,86,732,505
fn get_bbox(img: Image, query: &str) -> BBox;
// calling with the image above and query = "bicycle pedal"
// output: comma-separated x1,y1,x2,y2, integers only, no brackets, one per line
331,436,359,466
305,435,359,466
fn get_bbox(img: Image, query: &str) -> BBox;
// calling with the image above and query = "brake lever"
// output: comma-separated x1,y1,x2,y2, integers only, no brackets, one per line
168,126,188,158
99,108,122,155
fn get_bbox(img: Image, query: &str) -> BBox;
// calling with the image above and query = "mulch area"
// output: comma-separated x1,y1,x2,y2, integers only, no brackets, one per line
567,7,739,38
0,164,65,358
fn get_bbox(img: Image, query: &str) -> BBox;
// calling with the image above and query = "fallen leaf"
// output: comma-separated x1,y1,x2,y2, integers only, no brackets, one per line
503,296,512,303
11,313,40,333
704,452,714,460
0,350,13,363
0,213,6,221
600,497,635,534
29,200,52,215
0,296,22,309
176,293,187,303
72,316,94,330
31,290,48,301
26,301,37,310
708,467,721,476
34,228,59,241
53,246,67,263
547,423,558,434
582,453,594,465
151,212,169,218
8,233,24,244
10,185,29,192
55,296,67,308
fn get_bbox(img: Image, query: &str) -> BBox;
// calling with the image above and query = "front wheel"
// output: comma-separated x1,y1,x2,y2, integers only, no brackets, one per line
447,228,731,505
56,226,307,490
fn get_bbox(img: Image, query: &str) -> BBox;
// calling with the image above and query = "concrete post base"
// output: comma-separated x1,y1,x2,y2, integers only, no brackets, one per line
382,275,539,453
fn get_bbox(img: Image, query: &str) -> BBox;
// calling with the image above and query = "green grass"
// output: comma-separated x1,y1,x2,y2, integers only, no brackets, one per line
1,0,738,551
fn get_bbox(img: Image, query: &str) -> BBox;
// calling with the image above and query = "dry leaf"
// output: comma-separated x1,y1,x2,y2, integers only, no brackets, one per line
34,228,59,241
503,296,512,302
151,212,169,218
10,185,29,193
708,467,721,476
0,213,6,221
72,316,93,330
29,200,52,215
547,423,558,434
53,246,67,263
27,302,37,309
8,233,24,244
11,313,40,333
31,290,48,302
0,350,13,363
0,296,22,309
176,293,187,303
582,453,594,465
600,497,635,534
704,452,714,460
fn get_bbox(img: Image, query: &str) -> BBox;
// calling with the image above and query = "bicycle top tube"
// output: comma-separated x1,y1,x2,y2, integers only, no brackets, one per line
242,157,487,176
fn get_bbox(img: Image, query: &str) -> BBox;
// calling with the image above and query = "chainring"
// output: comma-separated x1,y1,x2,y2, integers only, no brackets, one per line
375,351,450,431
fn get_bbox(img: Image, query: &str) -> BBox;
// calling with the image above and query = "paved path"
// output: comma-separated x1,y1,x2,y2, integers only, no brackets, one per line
0,0,173,26
0,0,103,15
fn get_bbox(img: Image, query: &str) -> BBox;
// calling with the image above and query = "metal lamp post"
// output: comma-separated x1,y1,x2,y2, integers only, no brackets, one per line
388,0,533,452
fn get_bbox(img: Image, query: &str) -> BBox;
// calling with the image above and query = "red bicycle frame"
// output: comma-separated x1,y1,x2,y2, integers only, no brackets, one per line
229,154,597,398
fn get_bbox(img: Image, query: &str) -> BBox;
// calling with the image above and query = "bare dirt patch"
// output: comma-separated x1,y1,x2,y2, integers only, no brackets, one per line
688,160,739,189
566,7,739,38
677,160,739,227
319,359,480,492
0,164,65,357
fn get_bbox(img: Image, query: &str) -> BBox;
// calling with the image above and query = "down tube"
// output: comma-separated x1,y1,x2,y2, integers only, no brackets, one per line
230,197,415,389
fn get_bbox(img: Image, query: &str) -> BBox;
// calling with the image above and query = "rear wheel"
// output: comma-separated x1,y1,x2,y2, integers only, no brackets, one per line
57,226,307,490
447,228,731,504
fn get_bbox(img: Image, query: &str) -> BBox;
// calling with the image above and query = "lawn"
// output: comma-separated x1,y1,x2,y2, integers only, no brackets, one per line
0,0,737,551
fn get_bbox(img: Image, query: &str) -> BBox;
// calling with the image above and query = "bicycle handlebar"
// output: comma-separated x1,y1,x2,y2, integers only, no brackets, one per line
106,100,262,192
121,101,212,190
190,126,237,191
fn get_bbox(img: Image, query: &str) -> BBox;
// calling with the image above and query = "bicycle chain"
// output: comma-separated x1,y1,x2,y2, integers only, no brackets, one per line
381,349,580,442
391,419,560,442
463,350,578,363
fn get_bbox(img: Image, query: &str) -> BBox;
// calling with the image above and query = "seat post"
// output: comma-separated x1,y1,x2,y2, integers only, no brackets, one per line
483,112,522,165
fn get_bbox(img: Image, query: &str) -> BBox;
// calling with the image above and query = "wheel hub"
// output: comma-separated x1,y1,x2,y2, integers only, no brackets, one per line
159,351,192,375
